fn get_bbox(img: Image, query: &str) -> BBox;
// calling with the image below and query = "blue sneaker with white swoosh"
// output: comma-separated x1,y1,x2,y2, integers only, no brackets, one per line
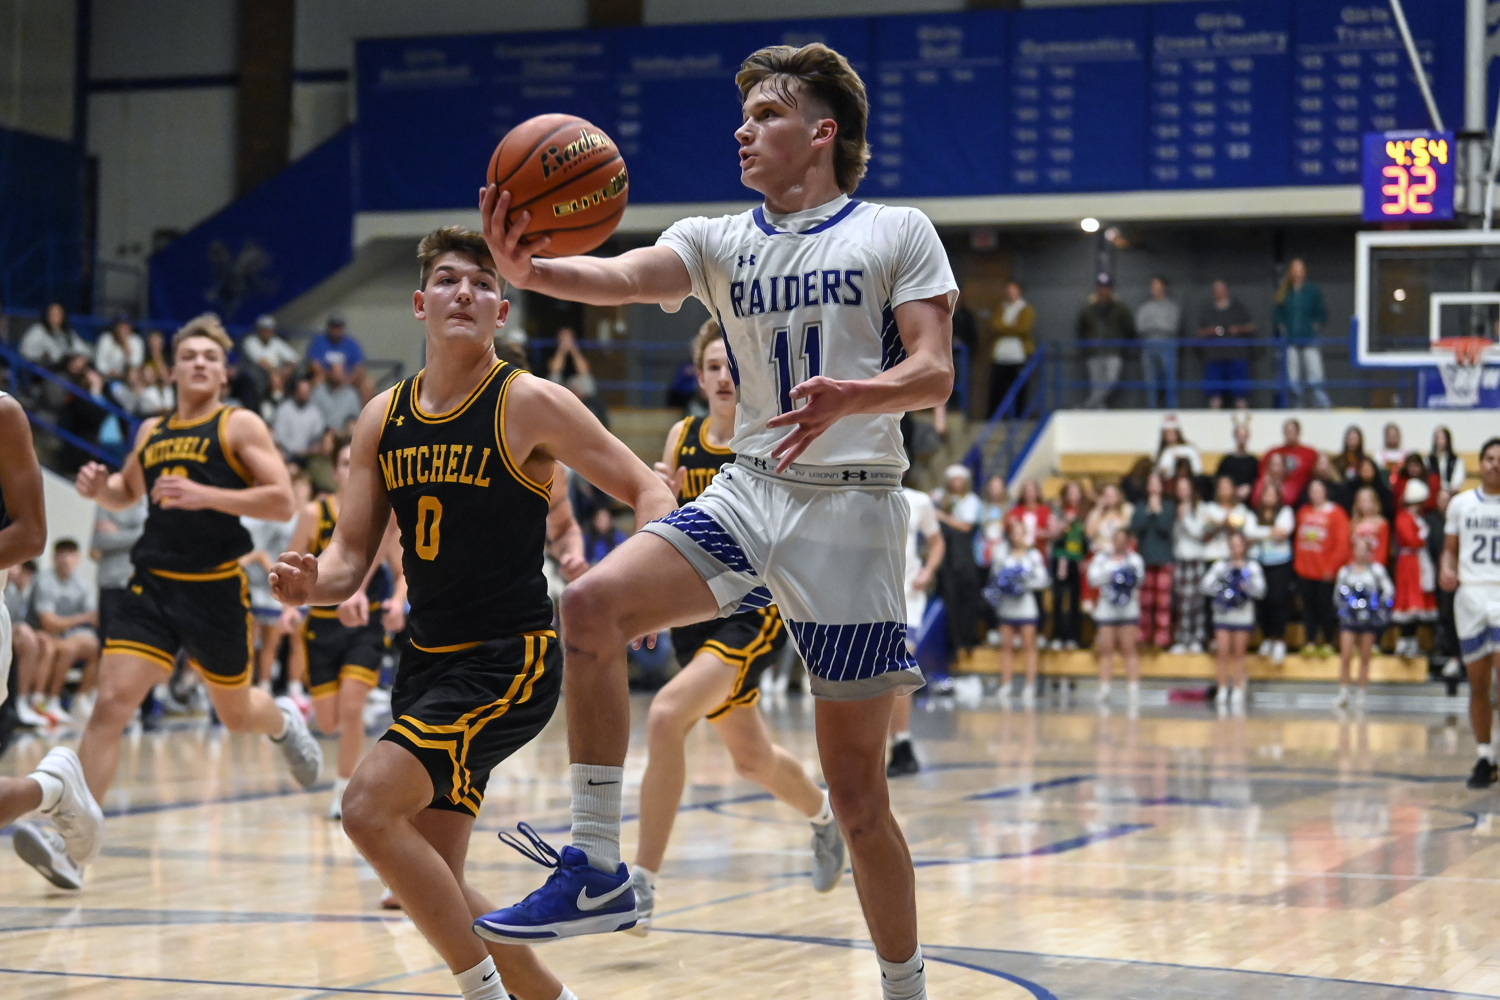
473,823,637,941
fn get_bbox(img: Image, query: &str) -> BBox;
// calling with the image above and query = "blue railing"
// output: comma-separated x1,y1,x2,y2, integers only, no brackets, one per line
0,343,140,469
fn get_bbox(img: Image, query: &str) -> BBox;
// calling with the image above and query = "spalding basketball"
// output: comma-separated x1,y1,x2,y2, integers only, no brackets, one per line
487,114,628,258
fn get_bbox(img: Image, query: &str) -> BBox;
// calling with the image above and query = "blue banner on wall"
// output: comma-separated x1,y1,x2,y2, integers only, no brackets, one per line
351,3,1465,211
150,128,354,324
0,128,84,311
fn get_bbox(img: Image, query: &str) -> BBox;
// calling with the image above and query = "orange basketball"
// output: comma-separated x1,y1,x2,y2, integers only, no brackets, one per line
487,114,628,258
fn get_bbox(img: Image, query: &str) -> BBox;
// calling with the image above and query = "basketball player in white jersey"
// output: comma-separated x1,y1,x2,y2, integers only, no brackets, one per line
1441,437,1500,788
473,43,955,1000
0,391,102,890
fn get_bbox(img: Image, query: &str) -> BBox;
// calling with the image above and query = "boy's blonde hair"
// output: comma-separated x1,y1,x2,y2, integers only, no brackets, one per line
692,319,724,371
173,313,233,357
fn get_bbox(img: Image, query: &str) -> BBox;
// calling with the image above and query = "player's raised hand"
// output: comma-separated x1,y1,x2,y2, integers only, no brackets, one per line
652,461,687,498
766,376,858,472
76,461,110,499
270,551,319,606
479,184,551,289
338,590,370,628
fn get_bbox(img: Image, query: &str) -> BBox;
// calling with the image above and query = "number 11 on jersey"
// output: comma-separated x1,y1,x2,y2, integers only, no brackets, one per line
772,322,822,414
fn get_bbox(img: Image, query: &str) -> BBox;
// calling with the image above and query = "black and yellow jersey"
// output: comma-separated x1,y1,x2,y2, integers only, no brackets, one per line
306,496,390,614
670,415,734,504
376,360,552,648
131,405,253,573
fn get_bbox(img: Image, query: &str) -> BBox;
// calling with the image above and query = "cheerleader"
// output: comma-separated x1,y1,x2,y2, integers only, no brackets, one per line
1087,528,1146,707
1332,534,1395,710
984,518,1050,707
1392,478,1437,658
1200,532,1267,713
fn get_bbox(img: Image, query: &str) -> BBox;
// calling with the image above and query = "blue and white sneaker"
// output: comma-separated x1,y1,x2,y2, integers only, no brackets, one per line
472,823,637,942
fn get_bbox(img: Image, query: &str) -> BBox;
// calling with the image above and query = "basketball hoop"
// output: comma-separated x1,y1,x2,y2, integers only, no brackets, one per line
1434,337,1492,408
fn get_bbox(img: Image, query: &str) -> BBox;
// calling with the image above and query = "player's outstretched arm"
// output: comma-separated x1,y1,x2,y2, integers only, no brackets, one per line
505,377,675,529
76,418,154,512
766,293,954,470
147,410,295,521
271,392,393,608
0,395,46,569
479,185,691,307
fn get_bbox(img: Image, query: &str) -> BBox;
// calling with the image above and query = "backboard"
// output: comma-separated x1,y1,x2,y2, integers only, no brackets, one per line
1354,230,1500,368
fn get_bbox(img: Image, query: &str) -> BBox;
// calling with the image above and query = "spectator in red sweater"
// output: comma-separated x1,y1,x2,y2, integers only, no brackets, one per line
1262,418,1318,507
1294,478,1351,657
1390,452,1440,515
1004,479,1052,552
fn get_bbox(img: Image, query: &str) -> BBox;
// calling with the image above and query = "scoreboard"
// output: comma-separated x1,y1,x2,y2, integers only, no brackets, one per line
354,2,1464,212
1362,130,1455,222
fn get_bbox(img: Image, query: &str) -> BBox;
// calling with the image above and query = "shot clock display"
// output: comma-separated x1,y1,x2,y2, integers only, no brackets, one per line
1362,129,1455,222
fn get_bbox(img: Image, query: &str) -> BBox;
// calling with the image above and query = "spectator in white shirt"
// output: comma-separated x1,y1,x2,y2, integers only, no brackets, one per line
93,317,145,380
242,314,300,379
933,465,982,532
19,302,89,369
1154,414,1201,479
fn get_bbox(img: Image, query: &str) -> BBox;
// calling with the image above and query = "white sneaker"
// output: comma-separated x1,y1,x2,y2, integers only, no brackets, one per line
379,886,402,910
1168,643,1189,655
33,746,104,863
997,686,1012,708
1095,683,1111,704
42,696,71,725
272,696,323,788
1021,684,1037,709
1189,642,1204,654
1127,681,1141,706
624,866,654,937
985,630,1001,647
12,821,83,890
1354,687,1367,710
15,698,50,729
1331,686,1350,709
1230,685,1246,713
810,818,845,893
1215,685,1229,709
1048,639,1064,651
327,778,348,821
1444,658,1463,679
1271,641,1287,666
71,690,96,721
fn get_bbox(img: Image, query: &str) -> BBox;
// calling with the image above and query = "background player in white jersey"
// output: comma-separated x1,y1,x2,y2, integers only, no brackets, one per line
473,42,955,1000
888,467,943,777
1441,437,1500,788
0,391,101,890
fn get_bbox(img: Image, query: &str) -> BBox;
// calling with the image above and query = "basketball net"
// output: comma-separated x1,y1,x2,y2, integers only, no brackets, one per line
1435,337,1490,408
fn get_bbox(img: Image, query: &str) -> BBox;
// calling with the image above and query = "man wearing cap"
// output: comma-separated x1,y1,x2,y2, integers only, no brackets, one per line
242,315,299,382
1076,278,1134,410
307,315,371,401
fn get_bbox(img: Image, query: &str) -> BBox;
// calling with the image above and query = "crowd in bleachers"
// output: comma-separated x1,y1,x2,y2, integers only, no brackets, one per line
926,414,1474,711
3,304,376,483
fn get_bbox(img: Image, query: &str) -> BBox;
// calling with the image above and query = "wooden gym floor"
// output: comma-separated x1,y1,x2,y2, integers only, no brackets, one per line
2,693,1499,999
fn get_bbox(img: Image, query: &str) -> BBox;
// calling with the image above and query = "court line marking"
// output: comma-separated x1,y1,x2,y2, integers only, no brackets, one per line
0,965,451,996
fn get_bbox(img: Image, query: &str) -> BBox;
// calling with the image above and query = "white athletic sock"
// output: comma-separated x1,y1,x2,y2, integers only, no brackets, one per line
555,987,578,1000
1479,743,1495,763
810,791,834,826
571,764,623,872
892,731,911,745
333,776,349,799
455,956,506,1000
30,771,64,813
289,680,307,699
878,946,927,1000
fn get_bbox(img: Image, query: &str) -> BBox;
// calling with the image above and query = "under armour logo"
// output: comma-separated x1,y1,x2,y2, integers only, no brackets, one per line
749,457,769,470
393,415,405,426
842,470,869,481
737,254,756,267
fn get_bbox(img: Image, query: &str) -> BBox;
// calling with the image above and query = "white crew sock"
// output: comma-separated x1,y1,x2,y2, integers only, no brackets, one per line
810,791,834,826
455,956,506,1000
892,731,911,745
555,987,578,1000
1480,743,1495,763
30,771,64,813
333,776,349,800
878,946,927,1000
571,764,623,872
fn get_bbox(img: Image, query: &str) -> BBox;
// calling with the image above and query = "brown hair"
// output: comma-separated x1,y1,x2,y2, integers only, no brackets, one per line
173,313,233,357
693,318,724,370
736,43,870,194
417,226,499,290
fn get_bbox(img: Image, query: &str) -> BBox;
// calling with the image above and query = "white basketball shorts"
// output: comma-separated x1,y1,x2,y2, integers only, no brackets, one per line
1456,584,1500,666
0,601,11,704
642,459,922,700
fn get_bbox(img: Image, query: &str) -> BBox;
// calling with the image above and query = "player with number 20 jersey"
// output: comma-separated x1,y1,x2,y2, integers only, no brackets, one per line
1443,438,1500,789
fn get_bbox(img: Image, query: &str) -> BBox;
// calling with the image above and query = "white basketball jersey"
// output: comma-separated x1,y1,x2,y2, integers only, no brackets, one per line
658,195,957,470
1446,488,1500,586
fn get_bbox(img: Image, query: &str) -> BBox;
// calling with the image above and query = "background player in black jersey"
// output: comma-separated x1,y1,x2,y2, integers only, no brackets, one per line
270,227,675,1000
284,439,407,820
0,390,103,892
17,316,320,888
626,320,844,934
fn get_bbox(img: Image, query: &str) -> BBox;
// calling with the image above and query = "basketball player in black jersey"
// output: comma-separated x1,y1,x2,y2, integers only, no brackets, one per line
13,316,322,888
285,439,406,820
625,320,844,934
0,390,103,891
270,227,675,1000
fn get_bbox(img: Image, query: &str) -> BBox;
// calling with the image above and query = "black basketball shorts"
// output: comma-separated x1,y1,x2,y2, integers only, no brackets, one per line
670,606,786,720
380,631,561,817
103,562,253,687
302,609,387,697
